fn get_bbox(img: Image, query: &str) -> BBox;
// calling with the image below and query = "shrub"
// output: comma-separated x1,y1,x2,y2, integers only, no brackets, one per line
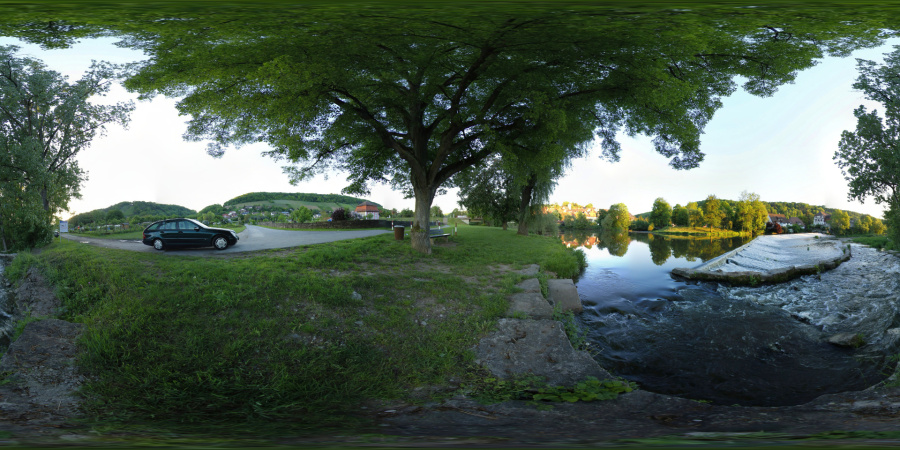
331,208,349,221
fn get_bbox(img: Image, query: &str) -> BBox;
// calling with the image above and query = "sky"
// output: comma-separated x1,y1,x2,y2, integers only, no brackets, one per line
0,34,896,220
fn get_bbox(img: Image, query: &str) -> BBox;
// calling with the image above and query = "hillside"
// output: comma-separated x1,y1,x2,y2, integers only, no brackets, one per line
68,201,196,226
223,192,378,208
221,192,382,214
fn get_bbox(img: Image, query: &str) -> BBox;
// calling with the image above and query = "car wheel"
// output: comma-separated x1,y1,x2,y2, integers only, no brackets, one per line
213,235,229,250
153,239,165,251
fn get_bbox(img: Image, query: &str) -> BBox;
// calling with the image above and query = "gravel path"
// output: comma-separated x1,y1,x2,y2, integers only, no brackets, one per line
61,224,392,255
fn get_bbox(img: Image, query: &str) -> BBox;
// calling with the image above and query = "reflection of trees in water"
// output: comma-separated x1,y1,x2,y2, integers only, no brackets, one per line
562,232,750,261
648,235,672,265
600,231,630,256
670,238,696,262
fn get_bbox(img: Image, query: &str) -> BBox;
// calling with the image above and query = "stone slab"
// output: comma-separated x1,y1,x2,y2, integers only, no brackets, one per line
515,278,541,294
475,318,612,386
547,278,582,313
507,292,553,319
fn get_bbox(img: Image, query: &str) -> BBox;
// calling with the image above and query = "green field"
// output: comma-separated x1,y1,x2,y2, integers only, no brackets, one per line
7,224,585,435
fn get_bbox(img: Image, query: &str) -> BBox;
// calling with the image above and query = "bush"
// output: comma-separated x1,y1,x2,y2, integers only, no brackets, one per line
543,248,586,279
331,208,349,221
629,218,651,231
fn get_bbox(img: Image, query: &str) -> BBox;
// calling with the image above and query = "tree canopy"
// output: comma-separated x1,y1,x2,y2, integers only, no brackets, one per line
649,197,672,229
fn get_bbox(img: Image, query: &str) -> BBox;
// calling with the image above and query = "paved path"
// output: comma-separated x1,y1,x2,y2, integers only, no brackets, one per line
61,225,392,255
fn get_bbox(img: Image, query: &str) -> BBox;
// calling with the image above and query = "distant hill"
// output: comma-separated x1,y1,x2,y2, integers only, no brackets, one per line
223,192,381,212
68,201,196,226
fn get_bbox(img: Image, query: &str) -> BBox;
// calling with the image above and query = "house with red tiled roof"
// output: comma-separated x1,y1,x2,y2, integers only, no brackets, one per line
353,201,380,219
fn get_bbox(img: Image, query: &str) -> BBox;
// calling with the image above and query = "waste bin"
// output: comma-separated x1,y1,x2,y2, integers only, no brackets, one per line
393,225,404,240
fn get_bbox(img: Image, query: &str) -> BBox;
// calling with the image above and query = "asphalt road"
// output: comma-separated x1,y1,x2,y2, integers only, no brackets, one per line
61,224,392,255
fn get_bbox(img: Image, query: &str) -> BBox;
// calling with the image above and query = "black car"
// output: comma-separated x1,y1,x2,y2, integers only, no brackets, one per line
142,218,239,251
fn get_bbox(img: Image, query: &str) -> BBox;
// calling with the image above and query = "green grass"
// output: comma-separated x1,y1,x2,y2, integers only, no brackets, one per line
852,235,896,251
7,224,583,434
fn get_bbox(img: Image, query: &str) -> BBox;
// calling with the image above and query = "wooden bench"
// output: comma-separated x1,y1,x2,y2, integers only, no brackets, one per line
428,228,451,244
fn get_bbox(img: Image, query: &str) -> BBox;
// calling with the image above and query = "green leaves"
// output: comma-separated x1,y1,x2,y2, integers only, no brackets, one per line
835,48,900,245
0,45,132,250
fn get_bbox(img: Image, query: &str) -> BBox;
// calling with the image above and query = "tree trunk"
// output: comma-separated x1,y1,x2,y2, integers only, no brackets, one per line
517,173,538,236
410,186,435,255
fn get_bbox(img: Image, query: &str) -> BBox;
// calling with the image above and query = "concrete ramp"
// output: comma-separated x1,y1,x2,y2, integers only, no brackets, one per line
672,233,851,285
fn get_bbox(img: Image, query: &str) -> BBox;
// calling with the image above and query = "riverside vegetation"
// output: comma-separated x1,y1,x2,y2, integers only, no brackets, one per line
5,224,586,435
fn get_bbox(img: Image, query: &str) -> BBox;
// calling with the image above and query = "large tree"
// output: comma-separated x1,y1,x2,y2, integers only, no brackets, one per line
702,195,725,229
649,197,672,229
735,191,768,234
836,48,900,245
601,203,631,232
115,6,878,254
0,45,132,250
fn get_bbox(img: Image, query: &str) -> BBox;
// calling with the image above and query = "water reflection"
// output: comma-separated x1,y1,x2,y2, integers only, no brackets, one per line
560,231,749,265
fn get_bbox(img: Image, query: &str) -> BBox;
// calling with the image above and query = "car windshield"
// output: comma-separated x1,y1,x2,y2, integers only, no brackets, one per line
185,218,206,228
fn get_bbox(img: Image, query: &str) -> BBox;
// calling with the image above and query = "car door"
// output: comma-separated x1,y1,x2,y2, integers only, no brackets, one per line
187,220,215,246
158,220,182,246
177,219,205,246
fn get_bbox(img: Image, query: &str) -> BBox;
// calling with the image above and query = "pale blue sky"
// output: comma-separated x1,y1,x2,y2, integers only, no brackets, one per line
0,35,894,219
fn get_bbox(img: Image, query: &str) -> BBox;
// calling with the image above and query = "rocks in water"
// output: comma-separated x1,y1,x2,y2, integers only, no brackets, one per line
634,298,668,312
475,318,612,386
548,279,582,313
507,292,553,319
827,332,866,348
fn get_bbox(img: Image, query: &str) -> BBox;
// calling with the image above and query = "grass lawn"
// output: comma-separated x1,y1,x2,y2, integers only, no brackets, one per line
7,224,584,435
851,234,897,251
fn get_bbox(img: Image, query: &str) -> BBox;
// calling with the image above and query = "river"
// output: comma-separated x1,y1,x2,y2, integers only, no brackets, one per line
566,231,899,406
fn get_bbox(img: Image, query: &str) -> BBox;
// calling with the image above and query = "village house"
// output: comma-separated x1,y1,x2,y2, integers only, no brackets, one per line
353,201,380,219
813,212,832,227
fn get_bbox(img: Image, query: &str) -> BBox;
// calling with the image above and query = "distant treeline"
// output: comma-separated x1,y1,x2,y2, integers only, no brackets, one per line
223,192,379,208
68,201,196,227
636,199,878,223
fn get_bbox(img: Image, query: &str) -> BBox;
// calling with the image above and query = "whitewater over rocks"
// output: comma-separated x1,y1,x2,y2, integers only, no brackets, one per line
673,234,851,284
718,242,900,356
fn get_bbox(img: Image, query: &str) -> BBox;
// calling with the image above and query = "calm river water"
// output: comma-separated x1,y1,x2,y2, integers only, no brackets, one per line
566,231,893,406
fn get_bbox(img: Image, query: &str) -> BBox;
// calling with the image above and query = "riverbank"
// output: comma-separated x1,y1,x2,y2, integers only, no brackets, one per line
5,231,900,446
2,224,587,439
